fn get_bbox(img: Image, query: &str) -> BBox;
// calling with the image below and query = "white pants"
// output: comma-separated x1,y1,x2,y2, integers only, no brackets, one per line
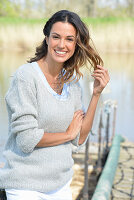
6,180,72,200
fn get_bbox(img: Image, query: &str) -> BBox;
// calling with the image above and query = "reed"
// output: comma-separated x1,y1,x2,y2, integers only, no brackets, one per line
90,21,134,53
0,24,44,51
0,18,134,53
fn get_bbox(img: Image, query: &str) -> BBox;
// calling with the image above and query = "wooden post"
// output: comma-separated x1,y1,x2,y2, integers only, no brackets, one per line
106,112,110,153
112,105,117,141
97,110,103,170
83,136,90,200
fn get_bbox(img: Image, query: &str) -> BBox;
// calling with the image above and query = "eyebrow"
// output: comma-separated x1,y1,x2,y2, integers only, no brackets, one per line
51,32,75,38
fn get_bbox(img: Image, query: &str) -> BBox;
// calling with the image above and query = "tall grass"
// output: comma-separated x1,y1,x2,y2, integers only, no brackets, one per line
89,21,134,53
0,17,134,52
0,24,44,51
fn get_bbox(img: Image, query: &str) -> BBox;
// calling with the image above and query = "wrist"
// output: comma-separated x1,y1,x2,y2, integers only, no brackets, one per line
92,92,101,98
65,130,73,141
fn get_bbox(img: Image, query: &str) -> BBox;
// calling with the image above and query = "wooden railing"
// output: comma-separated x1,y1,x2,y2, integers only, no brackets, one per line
82,99,119,200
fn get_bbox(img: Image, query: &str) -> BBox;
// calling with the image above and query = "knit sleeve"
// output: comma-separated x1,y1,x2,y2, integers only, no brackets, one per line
71,82,89,149
5,74,44,154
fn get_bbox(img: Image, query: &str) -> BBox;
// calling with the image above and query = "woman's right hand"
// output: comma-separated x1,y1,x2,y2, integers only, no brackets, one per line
66,110,84,140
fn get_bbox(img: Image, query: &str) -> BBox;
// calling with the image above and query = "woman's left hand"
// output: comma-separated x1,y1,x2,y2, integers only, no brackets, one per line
91,65,110,96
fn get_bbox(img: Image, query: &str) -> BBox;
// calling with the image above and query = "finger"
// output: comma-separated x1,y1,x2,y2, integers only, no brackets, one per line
96,65,105,70
94,76,107,88
96,65,109,75
97,66,110,80
92,72,105,80
74,114,84,123
77,117,84,127
92,73,107,85
75,112,85,120
94,67,110,82
74,110,84,118
92,72,109,84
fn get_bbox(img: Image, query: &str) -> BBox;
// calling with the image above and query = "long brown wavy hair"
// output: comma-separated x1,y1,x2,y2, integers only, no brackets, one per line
28,10,103,85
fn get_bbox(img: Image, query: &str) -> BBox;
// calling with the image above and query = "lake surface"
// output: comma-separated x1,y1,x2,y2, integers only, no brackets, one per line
0,51,134,160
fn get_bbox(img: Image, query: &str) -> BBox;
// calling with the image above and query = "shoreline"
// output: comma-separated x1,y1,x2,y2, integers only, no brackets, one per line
0,19,134,53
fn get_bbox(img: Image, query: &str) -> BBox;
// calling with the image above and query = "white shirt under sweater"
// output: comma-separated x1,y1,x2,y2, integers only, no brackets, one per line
0,62,89,193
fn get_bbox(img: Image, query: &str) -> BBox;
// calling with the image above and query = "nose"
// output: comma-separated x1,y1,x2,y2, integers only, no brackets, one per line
58,39,65,49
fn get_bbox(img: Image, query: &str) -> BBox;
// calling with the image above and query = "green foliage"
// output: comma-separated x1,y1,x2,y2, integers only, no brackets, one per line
82,16,134,26
0,16,134,27
0,0,18,17
0,17,47,26
0,0,134,19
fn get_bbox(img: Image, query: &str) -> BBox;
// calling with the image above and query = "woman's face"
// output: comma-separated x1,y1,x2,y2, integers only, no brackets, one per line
46,22,76,65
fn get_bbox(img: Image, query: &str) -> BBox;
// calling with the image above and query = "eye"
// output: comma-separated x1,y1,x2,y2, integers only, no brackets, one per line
52,35,59,39
67,38,74,42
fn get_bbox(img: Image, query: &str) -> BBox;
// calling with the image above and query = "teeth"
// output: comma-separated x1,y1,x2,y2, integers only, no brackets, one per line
55,50,66,55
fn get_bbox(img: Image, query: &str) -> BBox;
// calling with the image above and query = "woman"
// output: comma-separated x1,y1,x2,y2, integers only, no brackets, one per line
0,10,109,200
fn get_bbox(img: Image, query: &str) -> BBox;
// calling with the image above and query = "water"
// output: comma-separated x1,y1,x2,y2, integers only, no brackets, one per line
0,51,32,161
0,51,134,161
103,53,134,141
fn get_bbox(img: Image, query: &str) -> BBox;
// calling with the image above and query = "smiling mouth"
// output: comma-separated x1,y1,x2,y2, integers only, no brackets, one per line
55,50,67,55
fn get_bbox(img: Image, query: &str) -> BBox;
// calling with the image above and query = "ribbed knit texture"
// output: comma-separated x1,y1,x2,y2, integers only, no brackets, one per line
0,62,89,193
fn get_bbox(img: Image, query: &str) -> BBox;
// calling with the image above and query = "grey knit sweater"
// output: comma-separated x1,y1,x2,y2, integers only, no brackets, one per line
0,62,88,193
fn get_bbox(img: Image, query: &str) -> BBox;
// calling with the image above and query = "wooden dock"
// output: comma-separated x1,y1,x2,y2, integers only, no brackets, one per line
71,140,134,200
111,140,134,200
71,146,99,200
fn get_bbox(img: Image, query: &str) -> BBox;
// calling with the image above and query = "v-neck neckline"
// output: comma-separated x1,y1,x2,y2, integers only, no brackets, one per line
31,62,70,100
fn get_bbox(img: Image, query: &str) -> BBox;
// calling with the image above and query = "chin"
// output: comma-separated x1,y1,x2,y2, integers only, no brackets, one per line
53,56,70,64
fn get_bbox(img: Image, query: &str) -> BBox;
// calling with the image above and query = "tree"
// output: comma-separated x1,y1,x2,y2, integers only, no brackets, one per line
0,0,16,16
126,0,134,16
84,0,97,17
0,0,22,17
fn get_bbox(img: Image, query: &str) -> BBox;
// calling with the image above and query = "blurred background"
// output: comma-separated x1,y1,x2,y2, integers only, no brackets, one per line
0,0,134,160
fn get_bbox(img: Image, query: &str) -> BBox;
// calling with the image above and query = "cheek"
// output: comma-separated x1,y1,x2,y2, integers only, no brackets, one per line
69,44,76,55
48,39,57,49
